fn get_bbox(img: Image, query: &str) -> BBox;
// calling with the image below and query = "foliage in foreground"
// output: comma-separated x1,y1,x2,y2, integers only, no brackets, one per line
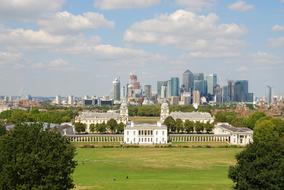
229,118,284,190
0,123,77,190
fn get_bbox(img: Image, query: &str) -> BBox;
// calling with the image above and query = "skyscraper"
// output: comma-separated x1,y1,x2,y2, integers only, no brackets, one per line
171,77,180,97
157,81,168,97
193,73,204,81
266,85,272,105
228,80,235,102
194,80,207,96
234,80,249,102
182,70,194,93
112,78,121,101
192,90,201,106
144,85,152,98
206,74,217,95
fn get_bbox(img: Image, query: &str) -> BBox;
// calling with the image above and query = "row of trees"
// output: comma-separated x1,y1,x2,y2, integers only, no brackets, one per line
215,111,266,129
0,109,77,124
74,119,125,134
229,116,284,189
163,116,214,134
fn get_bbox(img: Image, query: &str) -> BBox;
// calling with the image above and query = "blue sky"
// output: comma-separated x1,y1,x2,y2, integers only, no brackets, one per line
0,0,283,97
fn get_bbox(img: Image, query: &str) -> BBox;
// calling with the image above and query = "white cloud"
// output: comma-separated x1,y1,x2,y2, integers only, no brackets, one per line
124,10,246,58
272,25,284,32
33,59,72,71
0,29,64,48
38,11,114,34
268,37,284,48
0,28,101,50
252,52,283,65
0,0,64,20
95,0,160,10
176,0,216,12
228,1,254,12
0,51,21,64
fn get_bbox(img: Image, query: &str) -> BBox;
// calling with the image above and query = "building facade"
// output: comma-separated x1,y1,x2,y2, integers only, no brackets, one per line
112,78,121,102
160,101,214,123
183,69,194,93
75,101,128,132
213,123,253,146
124,122,168,144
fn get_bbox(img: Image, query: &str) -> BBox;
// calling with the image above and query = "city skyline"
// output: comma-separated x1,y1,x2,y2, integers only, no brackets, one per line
0,0,284,97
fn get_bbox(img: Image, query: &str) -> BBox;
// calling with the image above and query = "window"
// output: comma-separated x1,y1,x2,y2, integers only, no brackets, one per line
156,131,158,135
127,138,129,142
127,131,129,135
134,131,136,135
162,138,164,142
162,131,165,135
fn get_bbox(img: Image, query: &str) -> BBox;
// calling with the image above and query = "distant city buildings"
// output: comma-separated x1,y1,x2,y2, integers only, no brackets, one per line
112,78,121,102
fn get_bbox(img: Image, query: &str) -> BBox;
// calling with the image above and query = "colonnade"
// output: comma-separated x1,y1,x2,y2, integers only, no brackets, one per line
169,134,230,142
67,135,123,142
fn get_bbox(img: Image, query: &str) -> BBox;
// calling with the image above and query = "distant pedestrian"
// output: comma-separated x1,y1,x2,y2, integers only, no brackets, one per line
126,176,129,179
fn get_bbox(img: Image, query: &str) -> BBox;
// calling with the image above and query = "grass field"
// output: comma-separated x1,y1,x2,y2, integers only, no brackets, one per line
129,116,160,124
73,148,242,190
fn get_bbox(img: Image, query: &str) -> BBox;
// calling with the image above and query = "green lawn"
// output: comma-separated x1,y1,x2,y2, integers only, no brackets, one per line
74,148,242,190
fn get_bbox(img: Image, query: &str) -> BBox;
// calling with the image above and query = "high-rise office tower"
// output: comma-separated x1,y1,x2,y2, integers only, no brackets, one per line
228,80,235,102
144,85,152,98
234,80,249,102
167,80,172,97
67,95,74,105
266,85,272,105
194,80,207,97
182,70,194,93
157,81,168,97
171,77,180,97
55,95,61,105
223,85,229,102
214,85,223,105
161,85,167,99
193,73,205,81
113,78,121,101
206,74,217,95
192,90,201,106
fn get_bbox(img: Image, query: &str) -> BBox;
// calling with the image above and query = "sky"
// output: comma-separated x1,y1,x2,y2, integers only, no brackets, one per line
0,0,284,97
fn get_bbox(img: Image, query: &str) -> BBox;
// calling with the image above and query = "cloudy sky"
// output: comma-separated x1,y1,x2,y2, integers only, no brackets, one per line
0,0,283,97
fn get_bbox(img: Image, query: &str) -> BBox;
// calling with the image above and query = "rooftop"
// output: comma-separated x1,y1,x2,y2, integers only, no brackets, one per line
216,123,253,133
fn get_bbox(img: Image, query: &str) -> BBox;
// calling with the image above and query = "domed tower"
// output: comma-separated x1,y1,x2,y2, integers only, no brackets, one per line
120,100,128,124
160,100,169,123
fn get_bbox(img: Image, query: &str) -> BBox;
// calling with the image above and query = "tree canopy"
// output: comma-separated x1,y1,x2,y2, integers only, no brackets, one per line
0,123,77,190
229,117,284,190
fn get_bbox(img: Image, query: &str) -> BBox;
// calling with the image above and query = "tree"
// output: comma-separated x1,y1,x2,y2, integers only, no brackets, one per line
0,123,6,136
74,122,86,133
184,120,194,134
163,116,176,133
228,118,284,190
0,123,77,189
195,122,204,133
244,112,266,129
107,119,118,133
215,111,236,123
176,119,184,133
96,123,107,133
89,124,95,133
204,122,214,133
117,122,125,134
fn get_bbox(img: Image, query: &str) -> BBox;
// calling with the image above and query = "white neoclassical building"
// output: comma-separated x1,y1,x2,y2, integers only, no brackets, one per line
75,101,128,132
124,122,168,145
160,101,214,123
213,123,253,146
